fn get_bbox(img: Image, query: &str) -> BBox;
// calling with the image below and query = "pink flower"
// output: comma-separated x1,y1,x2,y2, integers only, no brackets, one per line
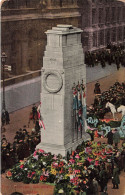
52,155,58,160
69,159,75,164
73,169,80,174
75,154,80,159
33,151,37,156
27,173,32,178
87,157,93,162
27,172,36,178
39,149,44,153
43,153,48,156
95,161,99,166
20,164,24,169
52,162,58,168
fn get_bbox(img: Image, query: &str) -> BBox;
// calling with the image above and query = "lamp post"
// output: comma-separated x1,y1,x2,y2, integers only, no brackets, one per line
1,52,7,111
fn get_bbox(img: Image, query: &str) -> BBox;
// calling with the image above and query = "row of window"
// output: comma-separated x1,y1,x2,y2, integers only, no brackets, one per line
92,27,125,47
92,6,125,25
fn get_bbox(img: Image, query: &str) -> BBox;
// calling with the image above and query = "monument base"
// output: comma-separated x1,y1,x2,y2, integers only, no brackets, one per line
36,133,91,156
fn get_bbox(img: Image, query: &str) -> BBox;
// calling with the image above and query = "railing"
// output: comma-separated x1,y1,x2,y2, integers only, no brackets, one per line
1,70,41,87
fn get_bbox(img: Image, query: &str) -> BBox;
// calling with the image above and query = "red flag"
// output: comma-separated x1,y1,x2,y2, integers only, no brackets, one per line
37,112,40,119
83,91,86,98
39,120,45,130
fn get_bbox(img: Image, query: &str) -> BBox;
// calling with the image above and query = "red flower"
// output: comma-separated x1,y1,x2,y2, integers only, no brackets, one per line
20,164,24,169
39,149,44,153
6,171,12,177
75,154,80,159
59,162,64,167
97,142,101,146
40,175,47,181
69,159,75,164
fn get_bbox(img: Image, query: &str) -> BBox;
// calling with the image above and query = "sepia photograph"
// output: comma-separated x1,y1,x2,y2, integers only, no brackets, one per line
1,0,125,194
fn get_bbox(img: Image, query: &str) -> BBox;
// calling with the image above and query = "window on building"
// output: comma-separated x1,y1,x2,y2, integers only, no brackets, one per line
112,28,116,42
92,9,96,24
105,7,110,23
124,27,125,39
112,7,116,22
99,30,104,45
123,7,125,22
117,27,122,41
60,0,62,7
93,32,97,47
82,33,88,46
106,30,110,45
117,7,121,22
99,8,103,24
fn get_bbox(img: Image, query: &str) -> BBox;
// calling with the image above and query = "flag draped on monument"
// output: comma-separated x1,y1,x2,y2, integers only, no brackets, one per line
72,81,86,131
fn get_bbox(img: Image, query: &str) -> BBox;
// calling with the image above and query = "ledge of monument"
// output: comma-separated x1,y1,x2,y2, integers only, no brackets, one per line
57,24,73,28
46,28,83,35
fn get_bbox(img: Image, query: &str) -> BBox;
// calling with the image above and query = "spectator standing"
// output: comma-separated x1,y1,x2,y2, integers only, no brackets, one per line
107,130,113,145
92,177,99,195
113,129,120,148
32,104,37,120
5,110,10,124
94,81,101,95
112,164,120,189
99,165,108,192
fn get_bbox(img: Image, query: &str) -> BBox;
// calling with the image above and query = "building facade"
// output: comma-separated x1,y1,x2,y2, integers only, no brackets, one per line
79,0,125,51
1,0,125,81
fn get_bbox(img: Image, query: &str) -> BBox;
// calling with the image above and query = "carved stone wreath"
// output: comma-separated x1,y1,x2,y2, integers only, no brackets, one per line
43,70,63,93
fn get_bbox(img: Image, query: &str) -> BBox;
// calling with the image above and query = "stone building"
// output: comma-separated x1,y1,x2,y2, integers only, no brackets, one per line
79,0,125,51
1,0,125,80
1,0,80,79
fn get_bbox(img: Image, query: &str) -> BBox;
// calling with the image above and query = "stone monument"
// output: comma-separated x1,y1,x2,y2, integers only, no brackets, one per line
37,25,90,156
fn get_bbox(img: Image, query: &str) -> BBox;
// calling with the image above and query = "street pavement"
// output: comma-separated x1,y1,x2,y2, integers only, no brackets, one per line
1,67,125,195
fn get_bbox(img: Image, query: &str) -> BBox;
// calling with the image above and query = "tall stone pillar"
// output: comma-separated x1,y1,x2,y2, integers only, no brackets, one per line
37,25,90,156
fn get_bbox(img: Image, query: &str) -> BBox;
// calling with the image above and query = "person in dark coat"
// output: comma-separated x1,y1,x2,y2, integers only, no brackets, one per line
2,110,6,126
5,110,10,124
22,139,30,158
92,177,99,195
17,142,24,160
107,130,113,145
94,81,101,94
32,104,37,120
112,164,120,189
113,129,120,147
99,165,108,192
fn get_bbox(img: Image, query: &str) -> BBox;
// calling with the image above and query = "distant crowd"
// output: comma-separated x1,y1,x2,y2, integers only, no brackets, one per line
88,81,125,119
1,105,41,173
85,43,125,69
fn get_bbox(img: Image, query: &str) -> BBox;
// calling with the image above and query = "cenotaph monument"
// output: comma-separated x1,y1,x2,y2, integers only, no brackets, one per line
36,25,90,156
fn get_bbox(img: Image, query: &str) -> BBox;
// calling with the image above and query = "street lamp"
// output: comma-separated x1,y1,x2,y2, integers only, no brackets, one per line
1,52,7,111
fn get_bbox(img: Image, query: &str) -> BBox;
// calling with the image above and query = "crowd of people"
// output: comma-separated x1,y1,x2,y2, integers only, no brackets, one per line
88,81,125,119
1,104,41,173
85,43,125,70
1,84,125,194
66,140,125,194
